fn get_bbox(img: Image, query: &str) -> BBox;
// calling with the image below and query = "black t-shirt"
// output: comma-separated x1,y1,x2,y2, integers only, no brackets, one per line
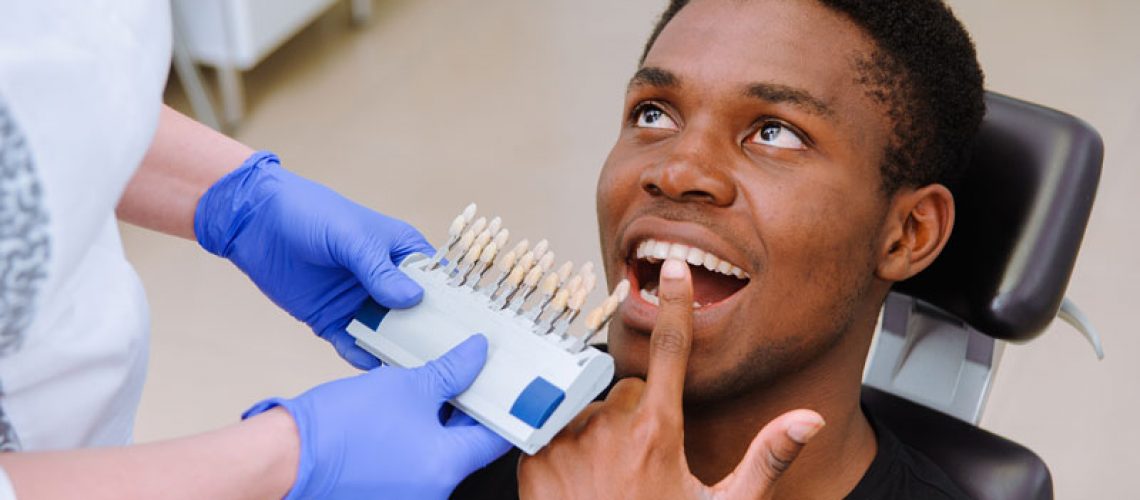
451,407,971,500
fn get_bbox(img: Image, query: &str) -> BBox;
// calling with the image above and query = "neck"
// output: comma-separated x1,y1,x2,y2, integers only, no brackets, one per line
681,313,880,499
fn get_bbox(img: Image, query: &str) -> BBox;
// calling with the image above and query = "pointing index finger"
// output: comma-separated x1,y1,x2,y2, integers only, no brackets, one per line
643,258,694,412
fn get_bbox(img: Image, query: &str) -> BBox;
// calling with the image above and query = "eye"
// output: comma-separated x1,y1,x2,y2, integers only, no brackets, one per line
749,121,806,150
633,103,678,130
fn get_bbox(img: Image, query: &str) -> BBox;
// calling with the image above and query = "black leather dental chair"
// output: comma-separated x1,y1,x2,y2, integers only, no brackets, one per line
860,92,1104,500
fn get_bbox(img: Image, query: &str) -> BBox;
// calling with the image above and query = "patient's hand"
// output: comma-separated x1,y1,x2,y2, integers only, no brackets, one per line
518,259,825,500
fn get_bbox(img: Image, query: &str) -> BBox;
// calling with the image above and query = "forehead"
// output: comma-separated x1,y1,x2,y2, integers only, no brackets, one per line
643,0,880,127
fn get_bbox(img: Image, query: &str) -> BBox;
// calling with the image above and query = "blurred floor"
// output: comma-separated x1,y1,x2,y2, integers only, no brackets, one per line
125,0,1140,497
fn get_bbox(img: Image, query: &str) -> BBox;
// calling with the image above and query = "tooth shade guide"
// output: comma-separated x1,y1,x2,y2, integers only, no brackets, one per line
516,251,537,274
584,307,606,331
509,239,529,258
522,272,560,321
480,248,518,295
579,262,594,276
562,275,583,297
420,206,626,353
448,215,467,238
479,242,499,262
568,287,588,311
469,217,488,237
473,229,492,251
539,273,560,295
444,229,478,274
579,273,597,297
555,262,574,283
492,229,510,249
461,238,485,266
613,279,631,301
537,252,555,273
461,202,477,222
454,229,476,256
524,266,544,287
549,289,570,312
532,239,549,259
536,288,572,332
499,250,518,270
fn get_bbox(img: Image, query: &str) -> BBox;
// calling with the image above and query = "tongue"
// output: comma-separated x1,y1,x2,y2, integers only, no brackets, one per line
689,263,746,305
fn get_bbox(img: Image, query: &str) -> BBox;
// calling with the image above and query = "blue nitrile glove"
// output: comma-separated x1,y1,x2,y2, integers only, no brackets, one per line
195,151,434,369
244,334,511,500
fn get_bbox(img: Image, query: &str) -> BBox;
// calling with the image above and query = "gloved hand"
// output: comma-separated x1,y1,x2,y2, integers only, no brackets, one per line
195,151,434,369
244,334,512,500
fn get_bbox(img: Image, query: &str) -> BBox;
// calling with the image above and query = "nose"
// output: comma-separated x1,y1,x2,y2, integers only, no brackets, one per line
639,130,736,206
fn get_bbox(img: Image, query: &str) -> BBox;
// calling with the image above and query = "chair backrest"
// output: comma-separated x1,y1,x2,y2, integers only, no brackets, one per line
864,92,1103,499
862,386,1053,500
893,92,1103,341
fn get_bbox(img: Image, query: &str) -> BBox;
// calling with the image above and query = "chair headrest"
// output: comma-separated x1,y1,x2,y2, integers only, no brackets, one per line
894,92,1103,341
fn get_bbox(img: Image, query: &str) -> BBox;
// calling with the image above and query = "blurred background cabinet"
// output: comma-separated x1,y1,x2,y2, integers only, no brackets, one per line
171,0,372,129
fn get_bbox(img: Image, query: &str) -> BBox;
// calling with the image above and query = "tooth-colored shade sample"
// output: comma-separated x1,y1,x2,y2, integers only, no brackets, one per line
540,273,560,294
448,214,467,237
461,202,477,222
532,239,549,257
479,242,498,262
469,217,488,236
492,228,510,248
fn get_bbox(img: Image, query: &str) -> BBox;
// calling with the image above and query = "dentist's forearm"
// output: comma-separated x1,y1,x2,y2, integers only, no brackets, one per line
0,408,298,500
116,105,254,239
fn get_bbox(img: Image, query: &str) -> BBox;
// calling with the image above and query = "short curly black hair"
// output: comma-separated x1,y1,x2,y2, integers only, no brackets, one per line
640,0,985,193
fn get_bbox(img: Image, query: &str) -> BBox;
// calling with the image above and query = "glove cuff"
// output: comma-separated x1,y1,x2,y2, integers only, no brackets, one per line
194,150,283,257
243,397,339,500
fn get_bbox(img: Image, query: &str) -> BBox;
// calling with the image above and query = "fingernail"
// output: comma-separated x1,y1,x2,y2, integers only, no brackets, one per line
787,417,825,445
661,259,686,280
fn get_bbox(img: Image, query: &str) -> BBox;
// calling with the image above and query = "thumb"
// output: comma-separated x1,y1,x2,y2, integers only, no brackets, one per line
715,409,825,498
361,258,425,309
419,334,490,400
326,330,383,370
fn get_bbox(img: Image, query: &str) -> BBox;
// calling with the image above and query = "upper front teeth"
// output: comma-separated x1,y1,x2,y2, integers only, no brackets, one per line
634,239,749,280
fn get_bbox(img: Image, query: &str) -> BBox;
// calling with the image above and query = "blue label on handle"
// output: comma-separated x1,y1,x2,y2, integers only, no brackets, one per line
509,377,565,429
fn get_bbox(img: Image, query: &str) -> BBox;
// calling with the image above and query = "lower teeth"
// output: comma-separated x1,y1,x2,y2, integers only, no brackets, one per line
639,288,704,308
639,288,660,306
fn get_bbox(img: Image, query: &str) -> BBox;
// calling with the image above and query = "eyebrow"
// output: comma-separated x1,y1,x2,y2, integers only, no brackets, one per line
629,66,834,118
745,82,834,117
628,67,680,90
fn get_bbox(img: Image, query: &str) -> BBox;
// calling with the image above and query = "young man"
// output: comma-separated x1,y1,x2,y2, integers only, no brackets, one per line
454,0,983,498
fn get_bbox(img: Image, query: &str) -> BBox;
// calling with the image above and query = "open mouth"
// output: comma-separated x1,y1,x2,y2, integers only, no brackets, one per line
628,239,751,309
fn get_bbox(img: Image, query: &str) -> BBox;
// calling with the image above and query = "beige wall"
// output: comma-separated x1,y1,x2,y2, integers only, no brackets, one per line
128,0,1139,497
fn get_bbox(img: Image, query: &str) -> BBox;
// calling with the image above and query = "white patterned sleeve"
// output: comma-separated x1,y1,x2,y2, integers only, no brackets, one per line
0,465,17,500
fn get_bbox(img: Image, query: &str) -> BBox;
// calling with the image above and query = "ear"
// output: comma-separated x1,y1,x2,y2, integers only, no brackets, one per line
875,184,955,282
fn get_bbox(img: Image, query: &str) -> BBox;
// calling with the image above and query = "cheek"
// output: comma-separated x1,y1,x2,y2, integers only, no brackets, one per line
596,148,643,254
596,148,640,212
750,174,882,316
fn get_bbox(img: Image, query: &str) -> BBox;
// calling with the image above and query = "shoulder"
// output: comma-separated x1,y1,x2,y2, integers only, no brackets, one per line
846,414,973,500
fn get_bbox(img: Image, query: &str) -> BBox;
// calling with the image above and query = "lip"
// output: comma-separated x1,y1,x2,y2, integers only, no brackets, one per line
614,216,754,335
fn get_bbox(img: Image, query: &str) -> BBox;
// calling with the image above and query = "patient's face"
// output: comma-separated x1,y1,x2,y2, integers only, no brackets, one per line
597,0,896,402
